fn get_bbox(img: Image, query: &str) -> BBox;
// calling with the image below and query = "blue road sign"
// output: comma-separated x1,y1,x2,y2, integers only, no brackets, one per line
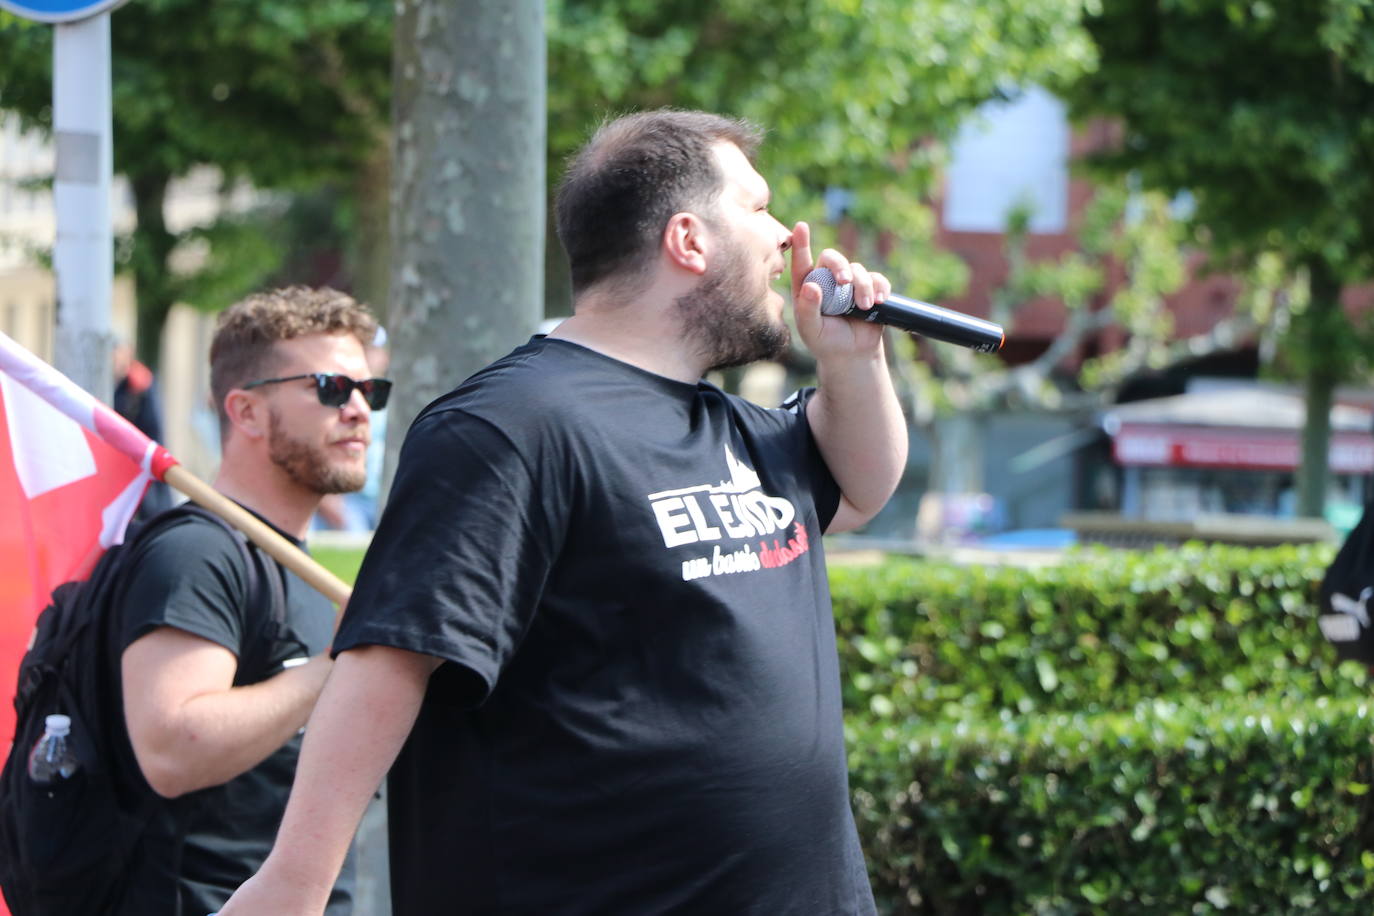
0,0,128,23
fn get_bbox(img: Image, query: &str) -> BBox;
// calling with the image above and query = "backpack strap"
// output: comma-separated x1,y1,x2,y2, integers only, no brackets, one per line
190,505,285,623
258,541,288,630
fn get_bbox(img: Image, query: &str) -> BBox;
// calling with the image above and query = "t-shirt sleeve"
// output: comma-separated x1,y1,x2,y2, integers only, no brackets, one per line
773,386,843,529
116,518,252,656
332,408,564,707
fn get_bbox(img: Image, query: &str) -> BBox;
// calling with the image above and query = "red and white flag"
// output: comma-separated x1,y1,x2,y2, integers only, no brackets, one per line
0,332,177,753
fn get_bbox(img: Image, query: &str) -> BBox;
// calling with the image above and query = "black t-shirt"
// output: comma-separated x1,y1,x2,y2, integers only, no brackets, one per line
335,338,878,915
107,512,356,916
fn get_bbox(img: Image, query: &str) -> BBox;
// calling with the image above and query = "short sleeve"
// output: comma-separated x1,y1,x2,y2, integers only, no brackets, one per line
116,517,252,656
332,407,566,707
758,386,842,529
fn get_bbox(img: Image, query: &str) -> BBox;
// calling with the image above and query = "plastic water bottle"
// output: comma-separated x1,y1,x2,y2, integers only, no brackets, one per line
27,714,80,785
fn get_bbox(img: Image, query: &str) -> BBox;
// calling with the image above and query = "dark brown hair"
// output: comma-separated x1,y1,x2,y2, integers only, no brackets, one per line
209,286,377,431
554,109,763,296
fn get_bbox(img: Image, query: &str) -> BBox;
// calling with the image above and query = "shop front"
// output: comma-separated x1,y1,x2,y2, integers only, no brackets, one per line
1101,387,1372,529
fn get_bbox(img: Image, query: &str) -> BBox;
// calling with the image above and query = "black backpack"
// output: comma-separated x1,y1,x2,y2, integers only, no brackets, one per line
0,504,284,916
1319,501,1374,665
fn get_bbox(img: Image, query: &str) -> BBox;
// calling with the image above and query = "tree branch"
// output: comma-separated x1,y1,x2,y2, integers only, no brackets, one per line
316,38,390,150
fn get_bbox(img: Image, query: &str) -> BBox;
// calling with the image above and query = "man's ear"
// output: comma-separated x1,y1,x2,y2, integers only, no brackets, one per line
223,389,268,442
662,212,711,276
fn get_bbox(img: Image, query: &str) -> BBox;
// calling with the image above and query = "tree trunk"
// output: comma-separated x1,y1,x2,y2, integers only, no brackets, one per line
353,145,393,320
1296,258,1343,518
543,205,572,321
129,172,177,371
385,0,546,496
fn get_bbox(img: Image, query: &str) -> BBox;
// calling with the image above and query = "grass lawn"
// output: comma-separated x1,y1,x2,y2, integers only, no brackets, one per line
311,544,368,586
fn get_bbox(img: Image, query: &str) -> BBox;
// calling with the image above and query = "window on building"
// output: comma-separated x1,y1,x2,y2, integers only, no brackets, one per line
943,85,1070,235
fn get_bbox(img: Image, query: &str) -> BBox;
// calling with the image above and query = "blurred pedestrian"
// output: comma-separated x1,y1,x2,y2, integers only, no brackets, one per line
112,339,173,518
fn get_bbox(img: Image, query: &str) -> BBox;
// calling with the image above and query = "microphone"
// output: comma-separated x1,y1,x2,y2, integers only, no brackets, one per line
804,267,1005,353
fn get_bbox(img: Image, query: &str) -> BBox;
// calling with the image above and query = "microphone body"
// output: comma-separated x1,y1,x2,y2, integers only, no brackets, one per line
804,267,1005,353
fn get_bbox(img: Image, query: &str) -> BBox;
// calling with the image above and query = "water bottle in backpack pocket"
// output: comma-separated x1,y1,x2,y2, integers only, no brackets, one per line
0,505,277,915
27,715,80,785
0,677,146,914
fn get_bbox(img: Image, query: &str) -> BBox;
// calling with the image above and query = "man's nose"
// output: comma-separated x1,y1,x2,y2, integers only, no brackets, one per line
339,387,371,419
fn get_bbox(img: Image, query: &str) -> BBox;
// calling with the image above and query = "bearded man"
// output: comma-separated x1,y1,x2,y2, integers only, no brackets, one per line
223,110,907,915
107,286,387,915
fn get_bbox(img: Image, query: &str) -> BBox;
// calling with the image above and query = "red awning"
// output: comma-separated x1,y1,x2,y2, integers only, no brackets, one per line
1111,423,1374,473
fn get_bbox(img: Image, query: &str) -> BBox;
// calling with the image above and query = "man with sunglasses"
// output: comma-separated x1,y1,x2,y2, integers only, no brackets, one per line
103,286,384,915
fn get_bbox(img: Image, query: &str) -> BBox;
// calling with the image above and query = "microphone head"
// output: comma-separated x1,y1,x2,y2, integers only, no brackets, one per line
803,267,854,317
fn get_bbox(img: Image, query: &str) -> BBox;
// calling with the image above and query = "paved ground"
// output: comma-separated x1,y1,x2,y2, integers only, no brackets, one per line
353,792,391,914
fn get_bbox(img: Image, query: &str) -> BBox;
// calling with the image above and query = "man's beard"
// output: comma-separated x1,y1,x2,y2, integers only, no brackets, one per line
267,407,366,495
675,242,791,372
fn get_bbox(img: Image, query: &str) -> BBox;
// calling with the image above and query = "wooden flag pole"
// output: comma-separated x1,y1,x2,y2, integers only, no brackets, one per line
164,464,353,609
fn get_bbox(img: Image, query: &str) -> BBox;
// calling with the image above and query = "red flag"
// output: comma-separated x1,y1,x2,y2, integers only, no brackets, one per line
0,334,178,778
0,336,187,916
0,368,151,754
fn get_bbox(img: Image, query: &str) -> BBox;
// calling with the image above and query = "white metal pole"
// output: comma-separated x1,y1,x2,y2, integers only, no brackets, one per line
51,12,114,403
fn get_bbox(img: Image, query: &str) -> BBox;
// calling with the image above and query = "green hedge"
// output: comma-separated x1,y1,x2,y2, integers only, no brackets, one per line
832,544,1374,912
830,543,1362,722
847,695,1374,914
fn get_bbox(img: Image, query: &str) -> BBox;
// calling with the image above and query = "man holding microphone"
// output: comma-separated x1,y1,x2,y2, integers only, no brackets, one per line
221,109,907,915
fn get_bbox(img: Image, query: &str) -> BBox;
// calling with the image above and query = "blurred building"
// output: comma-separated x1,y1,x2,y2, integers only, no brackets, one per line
1,114,241,483
0,117,135,363
1100,385,1369,518
933,86,1374,373
1058,382,1368,546
851,88,1374,546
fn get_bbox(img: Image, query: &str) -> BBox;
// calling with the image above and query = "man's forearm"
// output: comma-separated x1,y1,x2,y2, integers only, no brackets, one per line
218,645,438,916
808,346,908,528
178,658,332,791
124,641,334,798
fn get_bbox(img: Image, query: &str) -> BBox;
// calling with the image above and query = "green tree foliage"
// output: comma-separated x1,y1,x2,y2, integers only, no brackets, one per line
900,185,1198,419
1056,0,1374,517
2,0,1102,365
0,2,390,362
1,1,1099,362
546,0,1099,304
547,2,1248,455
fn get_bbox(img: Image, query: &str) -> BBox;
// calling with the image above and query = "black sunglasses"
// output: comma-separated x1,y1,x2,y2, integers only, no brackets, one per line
242,373,392,410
